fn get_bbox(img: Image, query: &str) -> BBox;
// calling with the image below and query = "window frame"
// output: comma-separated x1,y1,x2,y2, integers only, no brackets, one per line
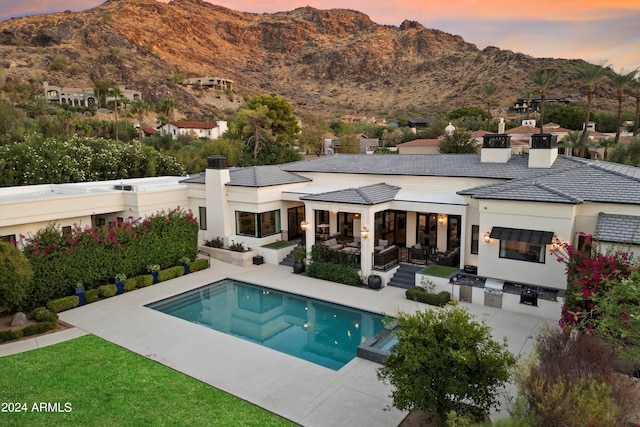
499,239,546,263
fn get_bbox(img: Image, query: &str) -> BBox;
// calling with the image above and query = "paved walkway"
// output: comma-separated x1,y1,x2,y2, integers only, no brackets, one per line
1,260,555,426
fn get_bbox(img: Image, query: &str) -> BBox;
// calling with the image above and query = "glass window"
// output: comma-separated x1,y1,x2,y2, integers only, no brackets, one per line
471,225,479,254
236,210,280,238
199,206,207,230
499,240,545,263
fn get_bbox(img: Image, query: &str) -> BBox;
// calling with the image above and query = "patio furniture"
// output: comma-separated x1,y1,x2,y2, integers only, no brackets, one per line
409,243,427,264
322,238,343,250
436,247,460,267
347,236,361,248
374,239,389,252
373,245,398,270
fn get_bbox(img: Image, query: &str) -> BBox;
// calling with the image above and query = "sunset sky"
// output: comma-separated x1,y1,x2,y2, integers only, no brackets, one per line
3,0,639,72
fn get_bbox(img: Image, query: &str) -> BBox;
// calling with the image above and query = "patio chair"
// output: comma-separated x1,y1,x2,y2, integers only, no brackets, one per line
409,243,427,264
347,236,361,248
374,239,388,252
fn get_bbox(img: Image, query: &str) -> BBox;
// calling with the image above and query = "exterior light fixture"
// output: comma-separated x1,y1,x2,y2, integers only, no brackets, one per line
300,220,310,231
438,214,445,224
361,227,369,239
483,232,490,243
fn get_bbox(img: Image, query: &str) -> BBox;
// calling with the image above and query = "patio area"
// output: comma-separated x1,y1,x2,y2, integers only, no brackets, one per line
1,259,555,426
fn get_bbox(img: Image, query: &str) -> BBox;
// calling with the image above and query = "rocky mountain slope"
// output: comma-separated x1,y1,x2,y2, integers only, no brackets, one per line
0,0,628,119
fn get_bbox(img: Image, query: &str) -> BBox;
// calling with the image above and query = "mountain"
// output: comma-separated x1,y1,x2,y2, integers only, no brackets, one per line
0,0,628,119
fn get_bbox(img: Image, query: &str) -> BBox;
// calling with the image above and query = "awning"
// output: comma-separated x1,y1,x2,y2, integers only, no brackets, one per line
489,227,553,245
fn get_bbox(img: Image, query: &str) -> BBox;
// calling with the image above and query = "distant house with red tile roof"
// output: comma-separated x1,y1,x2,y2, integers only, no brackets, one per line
397,138,442,154
138,126,157,137
158,120,228,140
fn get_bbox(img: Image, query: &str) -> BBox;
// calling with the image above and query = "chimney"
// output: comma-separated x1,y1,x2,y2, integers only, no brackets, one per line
205,156,232,241
528,134,558,168
497,117,505,134
481,129,512,163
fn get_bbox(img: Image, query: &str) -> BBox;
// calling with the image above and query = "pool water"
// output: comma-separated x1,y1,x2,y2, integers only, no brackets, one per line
147,278,387,370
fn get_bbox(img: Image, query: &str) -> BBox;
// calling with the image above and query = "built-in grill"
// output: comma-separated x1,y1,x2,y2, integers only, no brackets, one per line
484,279,504,308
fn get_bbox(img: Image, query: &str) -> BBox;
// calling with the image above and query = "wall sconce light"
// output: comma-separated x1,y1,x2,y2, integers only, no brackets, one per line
552,236,562,250
483,232,490,243
438,214,445,224
300,220,310,231
361,227,369,239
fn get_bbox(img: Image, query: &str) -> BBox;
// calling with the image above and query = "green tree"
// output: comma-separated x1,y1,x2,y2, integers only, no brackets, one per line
575,62,608,157
377,308,515,424
93,79,110,108
131,99,152,140
49,53,67,71
158,96,175,124
57,108,76,140
607,68,638,144
108,87,123,142
483,82,499,131
545,105,586,131
529,70,559,134
243,94,300,139
630,77,640,136
522,89,533,120
298,115,328,156
439,128,478,153
25,96,54,118
557,130,582,157
0,241,33,312
448,106,488,120
609,135,640,166
593,136,616,160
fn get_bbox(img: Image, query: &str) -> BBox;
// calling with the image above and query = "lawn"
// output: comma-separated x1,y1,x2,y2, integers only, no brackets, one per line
0,335,297,427
261,241,295,249
421,265,459,277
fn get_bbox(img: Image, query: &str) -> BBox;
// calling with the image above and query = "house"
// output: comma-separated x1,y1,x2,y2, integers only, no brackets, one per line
509,97,571,114
157,120,228,140
182,77,234,91
43,82,141,107
397,139,442,154
2,137,639,321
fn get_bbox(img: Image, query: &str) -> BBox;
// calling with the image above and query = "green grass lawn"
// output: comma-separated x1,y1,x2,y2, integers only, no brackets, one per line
0,335,297,426
261,241,295,249
421,265,459,277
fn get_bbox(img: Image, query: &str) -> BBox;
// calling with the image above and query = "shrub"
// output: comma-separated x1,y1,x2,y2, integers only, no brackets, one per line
307,261,361,286
47,295,80,313
0,241,33,312
406,287,450,307
136,274,153,288
204,236,224,248
98,284,117,298
85,289,100,303
0,329,23,343
228,240,247,252
189,258,209,272
310,244,358,267
157,268,174,282
123,278,137,292
31,307,58,323
22,322,55,337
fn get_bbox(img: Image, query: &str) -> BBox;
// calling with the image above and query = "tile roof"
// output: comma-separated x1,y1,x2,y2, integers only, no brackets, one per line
179,167,310,187
596,213,640,244
168,121,218,129
300,183,401,205
397,139,441,147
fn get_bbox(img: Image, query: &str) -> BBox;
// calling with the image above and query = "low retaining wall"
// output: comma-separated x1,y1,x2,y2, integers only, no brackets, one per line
198,246,260,267
259,244,296,265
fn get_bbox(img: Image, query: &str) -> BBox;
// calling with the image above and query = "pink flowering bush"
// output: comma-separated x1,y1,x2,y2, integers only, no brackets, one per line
551,233,639,365
21,208,198,309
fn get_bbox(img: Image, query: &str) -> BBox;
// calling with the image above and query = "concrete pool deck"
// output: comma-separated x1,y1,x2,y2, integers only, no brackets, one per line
1,260,555,426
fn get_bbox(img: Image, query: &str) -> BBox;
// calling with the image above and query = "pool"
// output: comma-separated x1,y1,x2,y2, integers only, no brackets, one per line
146,278,387,370
357,323,400,364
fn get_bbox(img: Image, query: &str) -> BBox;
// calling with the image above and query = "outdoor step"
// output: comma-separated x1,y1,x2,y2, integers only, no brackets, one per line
387,263,424,289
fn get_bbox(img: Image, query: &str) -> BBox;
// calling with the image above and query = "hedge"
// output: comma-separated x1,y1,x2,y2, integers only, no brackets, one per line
405,287,451,307
123,278,137,292
31,307,58,323
21,208,199,309
136,275,154,288
47,295,79,313
22,321,55,337
158,266,184,282
85,289,100,303
307,261,362,286
189,258,209,272
98,284,117,298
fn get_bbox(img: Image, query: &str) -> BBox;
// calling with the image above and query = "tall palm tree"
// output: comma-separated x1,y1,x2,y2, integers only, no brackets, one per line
108,87,123,142
529,70,559,134
607,68,638,144
558,130,582,157
57,108,75,140
26,96,54,117
630,77,640,137
523,89,533,120
575,62,608,157
131,100,151,140
483,83,499,131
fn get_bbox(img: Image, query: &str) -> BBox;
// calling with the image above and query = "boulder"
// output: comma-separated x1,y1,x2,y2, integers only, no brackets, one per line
11,312,27,327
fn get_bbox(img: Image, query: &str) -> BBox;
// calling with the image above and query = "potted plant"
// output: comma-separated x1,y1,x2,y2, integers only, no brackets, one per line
292,245,306,274
114,273,126,295
367,274,382,290
147,264,160,284
180,257,190,275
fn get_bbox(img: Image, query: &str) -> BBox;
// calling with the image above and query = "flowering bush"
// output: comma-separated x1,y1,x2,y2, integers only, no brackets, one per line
551,233,639,364
21,208,198,309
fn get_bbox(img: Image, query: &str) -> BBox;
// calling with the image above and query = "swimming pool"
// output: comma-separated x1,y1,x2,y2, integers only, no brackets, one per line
146,278,387,370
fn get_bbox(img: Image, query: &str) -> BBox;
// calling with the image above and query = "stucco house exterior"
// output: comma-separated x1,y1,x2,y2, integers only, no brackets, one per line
2,135,639,320
157,120,228,140
43,82,141,107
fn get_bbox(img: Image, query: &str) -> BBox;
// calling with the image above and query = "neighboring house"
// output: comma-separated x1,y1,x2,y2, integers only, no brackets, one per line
3,140,639,321
43,82,141,107
397,139,442,154
340,115,370,123
182,77,234,90
137,125,157,137
157,120,228,140
407,118,432,129
332,134,379,154
509,97,571,114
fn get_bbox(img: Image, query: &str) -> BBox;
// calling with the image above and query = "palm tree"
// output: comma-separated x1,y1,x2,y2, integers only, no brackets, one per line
26,96,54,117
131,100,151,140
575,62,608,157
156,114,168,135
558,130,582,157
108,87,123,142
607,68,638,144
523,89,533,120
529,70,559,134
57,108,75,140
158,96,175,124
483,83,499,131
630,77,640,137
594,137,615,160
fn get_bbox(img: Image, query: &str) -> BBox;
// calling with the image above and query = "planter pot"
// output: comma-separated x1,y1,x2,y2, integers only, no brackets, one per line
75,287,86,306
368,275,382,290
183,263,190,275
151,270,159,284
293,262,306,274
115,281,124,295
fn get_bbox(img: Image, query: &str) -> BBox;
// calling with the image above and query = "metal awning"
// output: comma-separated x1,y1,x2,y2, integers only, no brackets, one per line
489,227,553,245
